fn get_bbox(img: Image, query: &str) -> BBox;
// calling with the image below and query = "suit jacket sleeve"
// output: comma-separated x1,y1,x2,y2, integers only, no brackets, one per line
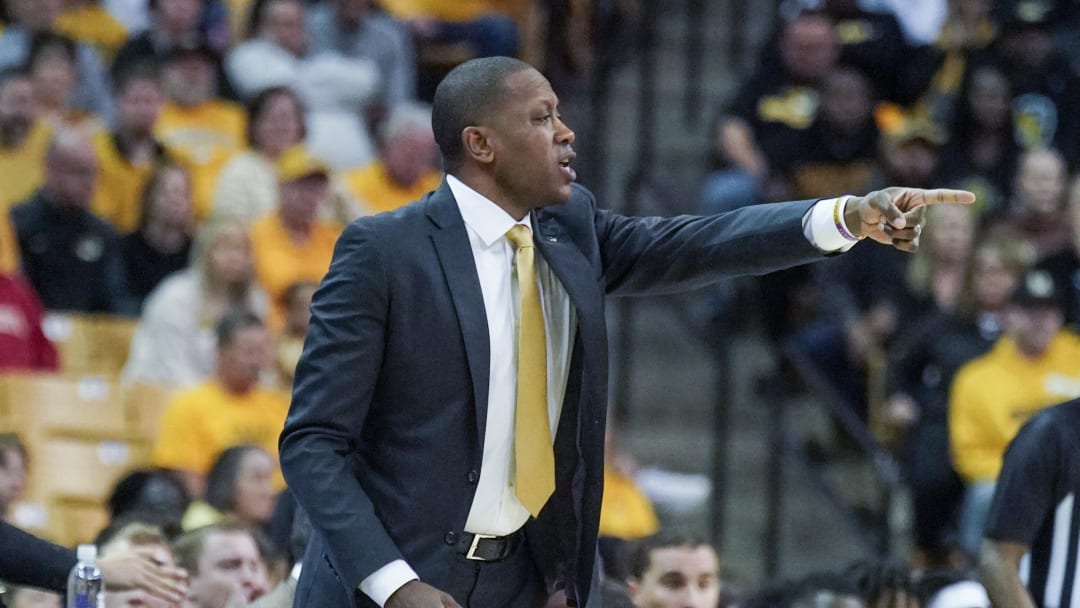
0,520,76,591
279,220,401,591
593,197,824,296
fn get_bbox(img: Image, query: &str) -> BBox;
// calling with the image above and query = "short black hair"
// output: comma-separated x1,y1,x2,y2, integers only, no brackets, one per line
114,59,160,96
431,56,533,172
215,309,263,350
626,531,714,580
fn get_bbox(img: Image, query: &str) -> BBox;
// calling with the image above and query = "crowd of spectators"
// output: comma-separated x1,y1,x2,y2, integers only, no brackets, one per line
0,0,1077,606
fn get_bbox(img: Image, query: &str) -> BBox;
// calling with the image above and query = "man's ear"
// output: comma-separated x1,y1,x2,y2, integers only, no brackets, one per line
462,126,495,165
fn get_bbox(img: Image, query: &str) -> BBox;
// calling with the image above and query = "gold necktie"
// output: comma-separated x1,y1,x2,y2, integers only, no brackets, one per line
506,224,554,516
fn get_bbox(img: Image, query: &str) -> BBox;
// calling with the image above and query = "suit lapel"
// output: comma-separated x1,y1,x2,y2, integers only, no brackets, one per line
426,186,491,451
532,214,604,349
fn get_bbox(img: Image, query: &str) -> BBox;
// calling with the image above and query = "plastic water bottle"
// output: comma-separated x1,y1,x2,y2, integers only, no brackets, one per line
66,544,104,608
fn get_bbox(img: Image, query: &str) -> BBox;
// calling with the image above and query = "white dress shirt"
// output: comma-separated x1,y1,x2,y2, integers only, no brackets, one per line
359,184,861,606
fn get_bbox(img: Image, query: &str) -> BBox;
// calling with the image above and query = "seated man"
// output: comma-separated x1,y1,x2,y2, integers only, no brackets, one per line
172,522,270,608
152,311,289,497
625,531,721,608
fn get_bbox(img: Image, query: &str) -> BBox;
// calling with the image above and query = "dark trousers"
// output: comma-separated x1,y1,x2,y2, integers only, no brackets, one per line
441,534,546,608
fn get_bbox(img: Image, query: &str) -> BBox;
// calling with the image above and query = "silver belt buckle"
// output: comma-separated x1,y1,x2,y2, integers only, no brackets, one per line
465,533,498,561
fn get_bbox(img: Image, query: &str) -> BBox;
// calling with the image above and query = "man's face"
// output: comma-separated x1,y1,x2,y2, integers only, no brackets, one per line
1016,151,1066,215
157,0,202,35
0,77,35,145
780,16,839,82
279,175,327,231
628,545,721,608
265,0,307,56
480,68,576,217
161,55,216,107
217,326,269,394
46,139,99,209
383,127,437,187
188,531,269,608
118,78,165,135
1007,303,1063,357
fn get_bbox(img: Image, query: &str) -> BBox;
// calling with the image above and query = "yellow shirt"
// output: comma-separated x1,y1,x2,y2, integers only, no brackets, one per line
54,5,129,62
380,0,525,21
0,212,19,274
598,464,660,540
0,121,52,211
249,213,340,327
949,332,1080,483
340,161,442,215
90,133,159,233
155,100,247,222
151,381,290,489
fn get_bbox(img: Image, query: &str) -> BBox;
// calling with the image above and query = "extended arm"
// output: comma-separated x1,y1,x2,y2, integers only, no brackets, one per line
979,539,1036,608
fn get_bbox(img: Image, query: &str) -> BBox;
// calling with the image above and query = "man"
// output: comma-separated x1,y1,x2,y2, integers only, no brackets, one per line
9,130,135,314
625,532,721,608
279,57,973,608
949,269,1080,557
152,311,289,497
979,397,1080,608
0,69,52,210
172,522,269,608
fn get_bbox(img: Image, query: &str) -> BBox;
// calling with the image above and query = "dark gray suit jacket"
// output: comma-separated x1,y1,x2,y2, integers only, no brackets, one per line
280,182,826,607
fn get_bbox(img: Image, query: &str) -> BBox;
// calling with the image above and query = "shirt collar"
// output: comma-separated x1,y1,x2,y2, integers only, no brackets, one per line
447,175,529,248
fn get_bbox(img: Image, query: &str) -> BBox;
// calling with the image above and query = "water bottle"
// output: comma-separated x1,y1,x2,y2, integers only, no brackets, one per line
66,544,104,608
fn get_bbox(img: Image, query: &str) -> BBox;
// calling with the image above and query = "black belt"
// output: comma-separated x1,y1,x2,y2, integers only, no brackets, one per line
455,530,523,562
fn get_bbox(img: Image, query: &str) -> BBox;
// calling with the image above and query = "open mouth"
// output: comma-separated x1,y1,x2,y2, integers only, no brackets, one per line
558,154,577,181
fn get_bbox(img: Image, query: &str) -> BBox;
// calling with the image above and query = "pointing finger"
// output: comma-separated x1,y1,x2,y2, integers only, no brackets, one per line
919,189,975,206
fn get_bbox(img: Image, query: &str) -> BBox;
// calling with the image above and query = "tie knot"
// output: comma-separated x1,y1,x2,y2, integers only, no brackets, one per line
506,224,533,251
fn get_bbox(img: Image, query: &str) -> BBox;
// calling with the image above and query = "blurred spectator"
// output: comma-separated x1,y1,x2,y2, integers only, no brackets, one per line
273,280,314,387
598,429,659,542
120,162,194,308
704,12,839,214
0,434,28,522
91,61,167,233
122,220,268,386
0,273,59,371
0,0,116,123
10,130,137,314
97,520,182,608
339,101,442,215
54,0,130,64
886,234,1027,566
872,0,949,45
306,0,417,107
1036,174,1080,327
154,43,246,221
2,585,62,608
27,33,107,136
989,147,1072,261
990,1,1080,164
625,531,721,608
949,269,1080,556
380,0,520,59
210,86,305,226
106,468,191,538
246,505,309,608
782,65,880,201
0,69,52,211
939,62,1017,217
979,397,1080,608
172,522,270,608
226,0,381,170
151,311,288,497
248,145,339,328
874,118,945,190
112,0,237,99
844,560,918,607
182,445,277,531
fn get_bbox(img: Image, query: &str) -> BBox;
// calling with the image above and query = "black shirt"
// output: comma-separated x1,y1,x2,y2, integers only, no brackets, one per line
986,398,1080,608
10,190,137,315
121,231,191,309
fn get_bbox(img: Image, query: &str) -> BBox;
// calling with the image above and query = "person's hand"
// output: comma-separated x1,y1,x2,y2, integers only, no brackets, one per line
97,547,188,606
843,188,975,251
385,581,462,608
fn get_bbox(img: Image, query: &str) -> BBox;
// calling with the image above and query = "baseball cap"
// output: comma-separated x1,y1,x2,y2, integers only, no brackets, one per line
276,145,330,183
1010,269,1062,308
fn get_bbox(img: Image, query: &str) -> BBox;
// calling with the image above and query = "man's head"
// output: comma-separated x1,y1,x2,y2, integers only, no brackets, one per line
255,0,307,57
1006,269,1064,357
276,145,329,233
44,130,98,210
779,13,840,83
0,433,28,516
378,102,438,188
116,62,165,138
153,0,204,38
432,57,576,219
0,69,36,148
818,66,874,136
160,45,218,107
173,523,269,608
881,120,944,189
625,532,721,608
1014,147,1066,215
215,311,268,394
6,0,64,33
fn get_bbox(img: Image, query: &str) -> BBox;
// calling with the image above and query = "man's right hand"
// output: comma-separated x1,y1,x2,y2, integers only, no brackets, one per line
385,581,462,608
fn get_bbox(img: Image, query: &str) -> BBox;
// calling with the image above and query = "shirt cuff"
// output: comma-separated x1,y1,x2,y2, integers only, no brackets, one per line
358,560,419,607
803,196,860,253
